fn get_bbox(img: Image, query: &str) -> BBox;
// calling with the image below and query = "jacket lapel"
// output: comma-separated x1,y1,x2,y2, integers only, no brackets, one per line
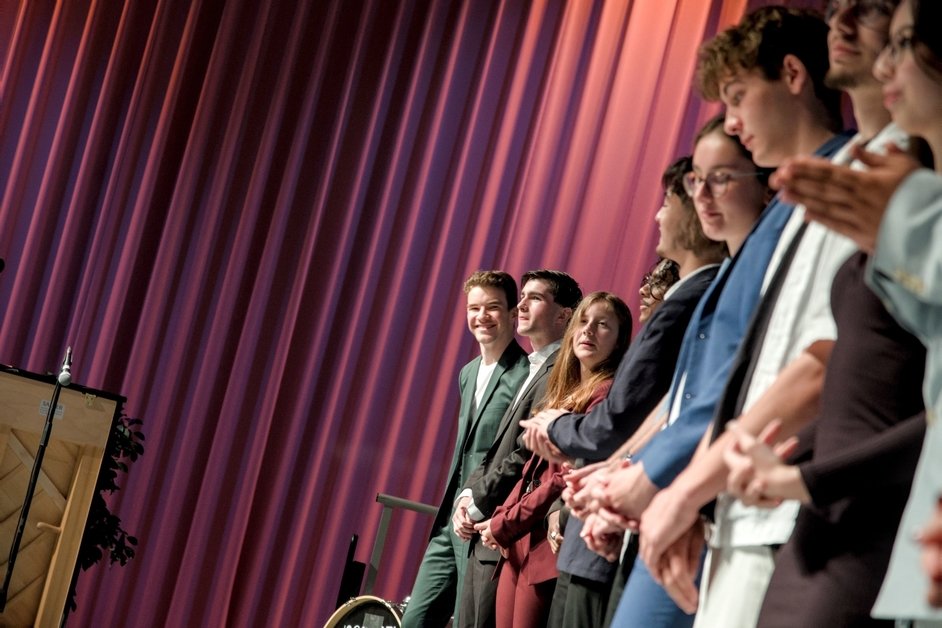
454,358,481,459
466,358,508,438
519,350,555,407
510,348,557,422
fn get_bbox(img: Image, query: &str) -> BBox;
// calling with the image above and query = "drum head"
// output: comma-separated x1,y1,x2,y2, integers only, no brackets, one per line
324,595,402,628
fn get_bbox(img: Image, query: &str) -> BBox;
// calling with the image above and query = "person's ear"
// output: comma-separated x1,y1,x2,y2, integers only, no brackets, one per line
781,53,809,96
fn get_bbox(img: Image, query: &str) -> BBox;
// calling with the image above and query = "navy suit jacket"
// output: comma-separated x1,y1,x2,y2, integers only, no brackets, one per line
553,266,719,581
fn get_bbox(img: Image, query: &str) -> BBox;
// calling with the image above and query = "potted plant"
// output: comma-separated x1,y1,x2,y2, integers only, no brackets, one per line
66,412,145,613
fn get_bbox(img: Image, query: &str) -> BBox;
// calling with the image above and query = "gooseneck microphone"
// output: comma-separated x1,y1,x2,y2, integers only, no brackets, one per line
58,346,72,386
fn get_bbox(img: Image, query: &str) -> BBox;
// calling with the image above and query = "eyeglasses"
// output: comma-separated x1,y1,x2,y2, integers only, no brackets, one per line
825,0,896,27
880,26,915,65
639,279,666,302
682,171,764,198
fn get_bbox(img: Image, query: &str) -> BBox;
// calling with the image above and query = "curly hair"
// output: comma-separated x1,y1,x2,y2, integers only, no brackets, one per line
696,6,841,130
643,258,681,302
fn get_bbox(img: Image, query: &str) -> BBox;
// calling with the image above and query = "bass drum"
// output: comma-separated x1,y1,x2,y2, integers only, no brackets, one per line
324,595,402,628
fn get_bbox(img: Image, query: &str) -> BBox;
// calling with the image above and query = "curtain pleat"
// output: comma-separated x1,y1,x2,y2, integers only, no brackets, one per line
0,0,824,625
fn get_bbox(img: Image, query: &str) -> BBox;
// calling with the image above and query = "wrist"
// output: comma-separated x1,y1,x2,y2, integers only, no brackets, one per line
785,466,811,504
671,470,708,510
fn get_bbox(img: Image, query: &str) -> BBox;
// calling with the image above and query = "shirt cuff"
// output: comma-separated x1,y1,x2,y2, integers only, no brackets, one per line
467,500,485,522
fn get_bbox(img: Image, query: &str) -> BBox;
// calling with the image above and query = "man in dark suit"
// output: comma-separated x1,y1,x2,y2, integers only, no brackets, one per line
401,270,530,628
519,157,727,627
453,270,583,628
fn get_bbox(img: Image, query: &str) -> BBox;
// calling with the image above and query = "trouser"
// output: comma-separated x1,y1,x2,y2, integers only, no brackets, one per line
609,542,703,627
401,525,466,628
547,571,612,628
457,540,497,628
693,545,775,628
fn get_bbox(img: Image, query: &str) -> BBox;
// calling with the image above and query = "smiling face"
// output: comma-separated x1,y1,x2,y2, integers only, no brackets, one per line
466,286,516,350
572,300,620,375
638,282,659,324
874,0,942,147
690,129,768,255
826,0,893,89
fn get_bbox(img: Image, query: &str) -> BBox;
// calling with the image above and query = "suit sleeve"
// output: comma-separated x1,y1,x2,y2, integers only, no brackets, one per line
867,169,942,338
490,383,612,546
547,286,702,461
467,377,550,518
490,460,567,546
799,413,926,508
635,349,737,488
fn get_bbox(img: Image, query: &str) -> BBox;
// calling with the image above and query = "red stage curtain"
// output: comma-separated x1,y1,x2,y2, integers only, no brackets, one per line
0,0,823,624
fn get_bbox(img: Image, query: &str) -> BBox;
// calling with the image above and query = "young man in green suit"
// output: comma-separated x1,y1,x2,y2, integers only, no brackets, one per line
401,270,531,628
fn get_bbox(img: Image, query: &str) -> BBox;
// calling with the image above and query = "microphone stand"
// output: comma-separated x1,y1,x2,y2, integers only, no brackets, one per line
0,347,72,612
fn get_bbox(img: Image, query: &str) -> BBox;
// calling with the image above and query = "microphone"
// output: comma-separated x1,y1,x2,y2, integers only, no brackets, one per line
57,347,72,386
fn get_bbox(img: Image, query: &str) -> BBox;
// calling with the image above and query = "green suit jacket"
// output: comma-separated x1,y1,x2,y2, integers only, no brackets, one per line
431,339,529,533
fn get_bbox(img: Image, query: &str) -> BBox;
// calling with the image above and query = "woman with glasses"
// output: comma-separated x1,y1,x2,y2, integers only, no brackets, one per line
639,259,681,325
739,0,942,622
598,112,775,628
683,116,772,257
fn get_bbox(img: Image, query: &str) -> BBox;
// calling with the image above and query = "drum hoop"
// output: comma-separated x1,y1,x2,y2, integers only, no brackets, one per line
323,594,401,628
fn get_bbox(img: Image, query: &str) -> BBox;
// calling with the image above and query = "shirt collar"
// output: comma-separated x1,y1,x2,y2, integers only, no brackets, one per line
663,262,722,301
529,340,561,366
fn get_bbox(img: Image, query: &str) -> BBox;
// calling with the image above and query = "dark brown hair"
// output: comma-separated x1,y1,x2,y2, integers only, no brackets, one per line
696,6,842,131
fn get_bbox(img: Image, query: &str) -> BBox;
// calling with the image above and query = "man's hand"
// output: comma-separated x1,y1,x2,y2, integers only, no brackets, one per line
474,519,507,558
597,460,658,522
547,510,564,554
638,480,701,569
772,145,920,253
723,420,806,507
520,408,569,462
452,495,476,540
563,461,613,518
650,520,706,614
580,513,623,562
919,497,942,608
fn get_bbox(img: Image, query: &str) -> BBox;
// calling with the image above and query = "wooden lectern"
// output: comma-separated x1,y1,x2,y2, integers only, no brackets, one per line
0,365,124,627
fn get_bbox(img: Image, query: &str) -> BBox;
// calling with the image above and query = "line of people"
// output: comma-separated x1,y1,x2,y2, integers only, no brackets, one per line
400,1,942,626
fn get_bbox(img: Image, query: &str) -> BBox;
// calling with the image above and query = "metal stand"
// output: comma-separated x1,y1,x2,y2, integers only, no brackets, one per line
0,348,72,611
364,493,436,594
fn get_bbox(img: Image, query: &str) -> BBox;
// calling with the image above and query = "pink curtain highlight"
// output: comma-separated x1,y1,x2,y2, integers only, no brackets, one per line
0,0,823,625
